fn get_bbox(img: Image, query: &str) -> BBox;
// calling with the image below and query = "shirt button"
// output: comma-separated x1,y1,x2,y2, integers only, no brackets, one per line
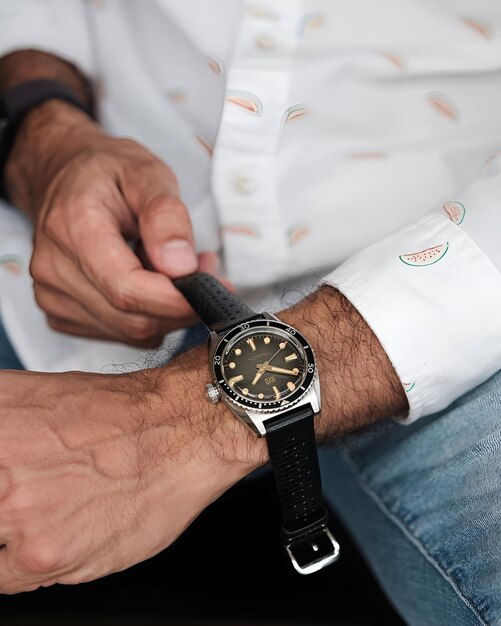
255,34,277,51
233,175,258,195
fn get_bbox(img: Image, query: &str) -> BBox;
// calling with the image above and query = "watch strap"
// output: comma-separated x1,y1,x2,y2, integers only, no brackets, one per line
0,79,93,199
265,404,340,574
173,272,257,333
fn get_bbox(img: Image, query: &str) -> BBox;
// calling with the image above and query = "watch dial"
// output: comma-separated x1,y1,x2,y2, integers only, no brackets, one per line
221,330,307,403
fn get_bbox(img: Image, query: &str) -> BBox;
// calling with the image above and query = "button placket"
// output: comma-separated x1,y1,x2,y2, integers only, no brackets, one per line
211,0,304,287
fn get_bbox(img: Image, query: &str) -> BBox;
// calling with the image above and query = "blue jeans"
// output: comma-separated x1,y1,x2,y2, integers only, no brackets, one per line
0,317,23,370
2,319,499,625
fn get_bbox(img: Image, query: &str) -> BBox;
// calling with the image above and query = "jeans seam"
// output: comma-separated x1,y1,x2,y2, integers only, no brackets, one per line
340,450,490,626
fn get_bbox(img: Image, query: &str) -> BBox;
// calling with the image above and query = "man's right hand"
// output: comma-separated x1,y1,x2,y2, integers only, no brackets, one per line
5,99,221,347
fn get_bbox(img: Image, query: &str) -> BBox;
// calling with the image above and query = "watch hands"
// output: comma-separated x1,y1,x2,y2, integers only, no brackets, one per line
251,370,265,386
251,345,285,386
256,364,299,376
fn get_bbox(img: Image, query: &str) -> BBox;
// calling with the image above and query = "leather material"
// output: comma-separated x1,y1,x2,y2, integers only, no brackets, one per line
173,272,257,333
174,271,332,569
265,403,326,536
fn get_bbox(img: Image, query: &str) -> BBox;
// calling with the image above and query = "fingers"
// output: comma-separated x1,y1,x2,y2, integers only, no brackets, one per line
198,251,235,292
121,160,197,278
29,139,230,344
51,208,195,319
31,242,197,346
139,194,198,278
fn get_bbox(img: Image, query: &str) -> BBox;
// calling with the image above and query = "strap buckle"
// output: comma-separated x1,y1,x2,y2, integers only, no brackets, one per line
285,526,340,575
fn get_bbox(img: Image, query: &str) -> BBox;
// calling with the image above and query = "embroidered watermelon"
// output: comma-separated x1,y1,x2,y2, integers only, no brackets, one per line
443,201,465,225
403,382,415,393
427,92,457,120
399,242,449,266
226,90,263,116
283,104,310,124
461,17,492,39
0,254,23,276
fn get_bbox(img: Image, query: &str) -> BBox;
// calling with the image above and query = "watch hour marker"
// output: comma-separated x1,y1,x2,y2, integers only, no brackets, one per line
279,341,287,349
285,353,297,362
228,362,236,369
234,348,242,356
287,382,296,392
272,386,280,400
229,374,244,388
241,387,249,395
246,338,256,352
263,336,271,344
258,393,264,399
292,368,299,375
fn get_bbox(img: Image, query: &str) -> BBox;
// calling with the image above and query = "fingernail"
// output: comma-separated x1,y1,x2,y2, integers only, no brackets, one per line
161,239,198,276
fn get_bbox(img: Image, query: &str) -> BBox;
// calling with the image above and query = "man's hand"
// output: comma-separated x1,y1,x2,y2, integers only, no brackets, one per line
5,99,222,347
0,286,407,594
0,355,265,594
1,51,226,347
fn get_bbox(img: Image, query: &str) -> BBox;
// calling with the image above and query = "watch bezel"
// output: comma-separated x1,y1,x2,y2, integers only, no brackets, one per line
212,318,316,413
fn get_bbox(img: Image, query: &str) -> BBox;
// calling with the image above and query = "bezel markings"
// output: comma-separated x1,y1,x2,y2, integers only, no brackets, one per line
212,319,316,412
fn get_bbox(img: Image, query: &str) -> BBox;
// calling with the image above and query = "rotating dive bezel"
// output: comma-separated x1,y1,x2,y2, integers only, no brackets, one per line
211,318,316,413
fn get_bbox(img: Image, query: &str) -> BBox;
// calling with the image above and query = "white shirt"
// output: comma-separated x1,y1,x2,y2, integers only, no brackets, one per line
1,0,501,422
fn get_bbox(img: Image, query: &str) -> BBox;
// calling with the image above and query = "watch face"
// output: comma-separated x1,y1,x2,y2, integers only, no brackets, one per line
212,319,316,411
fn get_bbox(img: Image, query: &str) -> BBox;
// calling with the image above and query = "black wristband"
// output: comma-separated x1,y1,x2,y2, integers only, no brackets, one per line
173,272,258,333
265,404,340,573
174,271,340,574
265,404,325,534
0,79,93,200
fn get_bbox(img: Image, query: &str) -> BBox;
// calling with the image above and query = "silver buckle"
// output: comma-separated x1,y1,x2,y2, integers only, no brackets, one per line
285,527,340,576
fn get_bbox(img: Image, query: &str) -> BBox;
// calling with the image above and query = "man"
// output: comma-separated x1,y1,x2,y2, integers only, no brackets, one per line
0,2,500,623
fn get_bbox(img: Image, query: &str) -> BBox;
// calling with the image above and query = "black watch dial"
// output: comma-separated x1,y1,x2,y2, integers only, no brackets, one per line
213,320,316,410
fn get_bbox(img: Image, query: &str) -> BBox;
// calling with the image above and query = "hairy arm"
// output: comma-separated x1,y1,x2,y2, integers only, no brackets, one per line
280,285,408,440
0,285,407,593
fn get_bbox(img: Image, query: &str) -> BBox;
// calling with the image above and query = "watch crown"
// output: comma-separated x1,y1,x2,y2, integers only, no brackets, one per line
205,383,221,404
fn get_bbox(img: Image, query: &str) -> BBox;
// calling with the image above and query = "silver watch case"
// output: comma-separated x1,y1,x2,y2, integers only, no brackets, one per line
208,312,321,437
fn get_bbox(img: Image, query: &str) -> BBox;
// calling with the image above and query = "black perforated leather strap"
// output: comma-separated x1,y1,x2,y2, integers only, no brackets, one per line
265,403,339,573
265,403,325,535
173,272,257,333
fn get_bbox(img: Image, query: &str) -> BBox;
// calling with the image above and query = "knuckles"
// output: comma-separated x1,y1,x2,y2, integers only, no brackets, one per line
105,279,140,313
17,540,66,577
29,249,51,285
46,316,67,334
42,207,62,242
122,316,163,344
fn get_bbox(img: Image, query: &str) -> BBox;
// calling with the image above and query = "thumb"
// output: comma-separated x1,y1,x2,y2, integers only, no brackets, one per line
138,194,198,278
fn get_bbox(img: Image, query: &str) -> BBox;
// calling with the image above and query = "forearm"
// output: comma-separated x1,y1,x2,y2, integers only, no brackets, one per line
157,284,409,473
0,50,99,214
279,285,409,440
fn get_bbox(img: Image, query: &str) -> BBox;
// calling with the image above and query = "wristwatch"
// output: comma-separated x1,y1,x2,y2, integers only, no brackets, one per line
173,272,340,575
0,79,92,199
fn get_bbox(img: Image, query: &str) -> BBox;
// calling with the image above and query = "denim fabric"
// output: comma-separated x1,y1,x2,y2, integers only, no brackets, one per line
0,316,23,370
320,369,501,625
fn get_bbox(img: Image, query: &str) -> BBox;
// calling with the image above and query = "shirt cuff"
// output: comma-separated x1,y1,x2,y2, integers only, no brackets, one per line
0,0,95,79
321,212,501,423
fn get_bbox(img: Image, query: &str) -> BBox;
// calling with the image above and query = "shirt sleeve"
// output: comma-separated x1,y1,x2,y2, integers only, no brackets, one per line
321,155,501,423
0,0,95,79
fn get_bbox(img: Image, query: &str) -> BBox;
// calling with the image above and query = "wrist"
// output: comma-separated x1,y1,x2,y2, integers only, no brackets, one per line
5,99,102,214
277,285,409,438
138,346,269,495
